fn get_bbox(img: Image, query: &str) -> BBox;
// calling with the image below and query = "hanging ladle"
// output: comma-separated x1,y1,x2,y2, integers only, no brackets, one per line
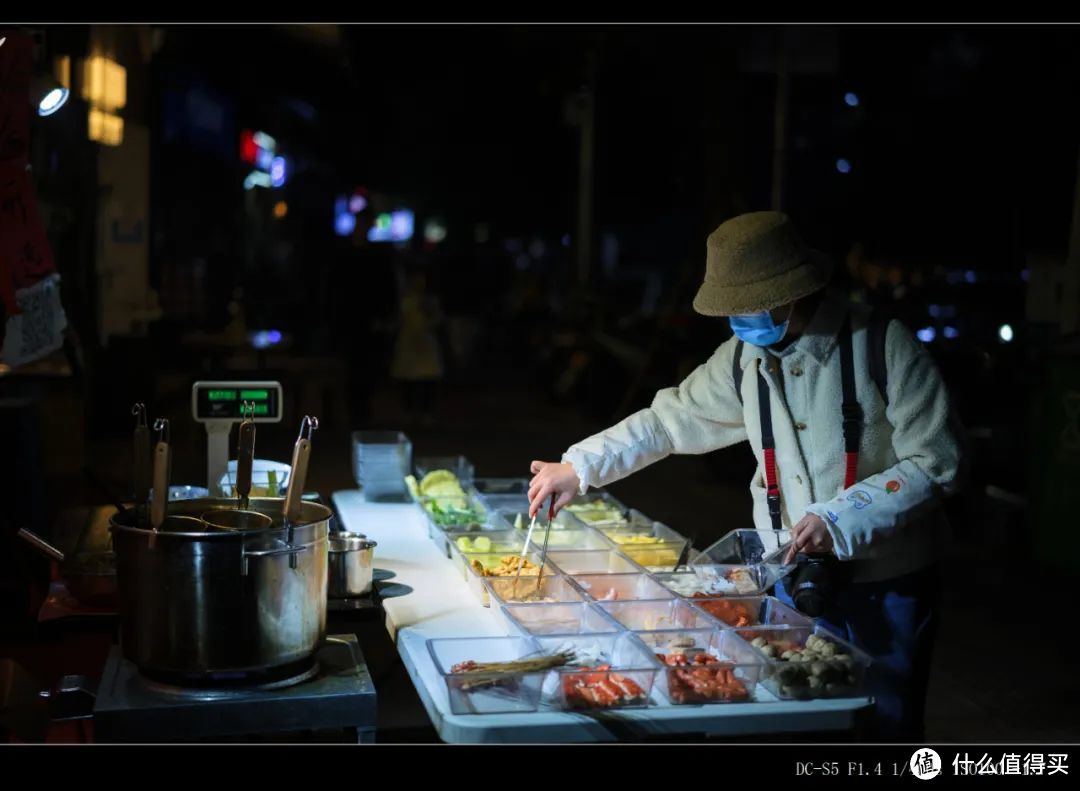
132,403,150,529
201,401,272,533
281,415,318,569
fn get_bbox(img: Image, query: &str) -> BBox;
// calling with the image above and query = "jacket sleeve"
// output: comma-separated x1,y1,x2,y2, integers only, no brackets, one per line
806,320,965,560
562,341,749,494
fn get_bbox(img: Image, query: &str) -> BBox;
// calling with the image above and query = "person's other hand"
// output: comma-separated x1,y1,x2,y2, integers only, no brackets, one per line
783,513,835,564
528,461,580,518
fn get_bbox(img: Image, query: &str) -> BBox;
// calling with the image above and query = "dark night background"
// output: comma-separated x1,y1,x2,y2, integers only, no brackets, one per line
1,24,1079,742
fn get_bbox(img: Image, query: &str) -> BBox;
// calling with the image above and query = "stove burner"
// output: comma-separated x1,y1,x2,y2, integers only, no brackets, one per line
93,634,377,742
138,662,321,699
135,655,319,692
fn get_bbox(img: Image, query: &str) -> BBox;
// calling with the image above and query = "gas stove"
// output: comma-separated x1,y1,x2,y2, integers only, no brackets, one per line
92,634,376,743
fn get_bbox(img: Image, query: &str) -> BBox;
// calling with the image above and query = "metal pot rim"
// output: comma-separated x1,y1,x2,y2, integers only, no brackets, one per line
329,532,376,552
109,496,332,538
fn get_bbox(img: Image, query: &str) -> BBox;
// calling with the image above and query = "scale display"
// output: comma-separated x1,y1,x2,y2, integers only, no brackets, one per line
192,381,283,422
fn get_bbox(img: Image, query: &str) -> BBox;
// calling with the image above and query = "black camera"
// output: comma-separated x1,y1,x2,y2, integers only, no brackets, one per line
788,553,850,618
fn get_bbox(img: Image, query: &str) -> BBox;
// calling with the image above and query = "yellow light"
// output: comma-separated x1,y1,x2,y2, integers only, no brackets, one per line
54,56,71,90
273,201,288,219
88,108,124,146
81,56,127,111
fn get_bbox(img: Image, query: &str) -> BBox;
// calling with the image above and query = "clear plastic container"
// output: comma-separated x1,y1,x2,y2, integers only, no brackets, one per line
419,494,490,530
463,552,559,607
561,491,628,527
652,565,775,598
633,628,763,705
595,598,715,632
534,632,658,711
735,625,872,700
449,530,529,580
217,459,291,497
352,431,412,501
471,478,530,495
546,549,642,575
499,601,622,637
426,635,549,715
523,527,611,552
420,494,495,557
483,574,586,608
617,542,689,572
597,512,688,546
497,508,583,532
692,528,793,567
688,594,813,629
596,513,689,571
570,572,675,603
415,456,475,486
475,494,532,513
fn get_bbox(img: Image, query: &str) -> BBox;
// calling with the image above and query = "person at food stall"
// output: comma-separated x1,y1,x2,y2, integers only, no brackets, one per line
528,211,964,741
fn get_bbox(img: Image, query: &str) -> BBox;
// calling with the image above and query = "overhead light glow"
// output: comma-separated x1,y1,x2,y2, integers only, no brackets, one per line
998,324,1014,343
943,326,959,339
253,131,276,151
250,330,284,350
38,87,69,116
273,201,288,219
836,158,852,174
334,196,355,236
424,219,447,244
81,55,126,111
368,210,414,243
916,327,936,343
240,130,258,163
244,170,272,190
270,156,286,187
844,92,860,107
88,108,124,145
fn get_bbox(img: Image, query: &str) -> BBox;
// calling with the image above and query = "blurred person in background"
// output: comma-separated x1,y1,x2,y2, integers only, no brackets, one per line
391,269,444,426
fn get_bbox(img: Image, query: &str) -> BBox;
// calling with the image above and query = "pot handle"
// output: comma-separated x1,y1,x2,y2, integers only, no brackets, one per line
18,527,65,562
241,543,310,575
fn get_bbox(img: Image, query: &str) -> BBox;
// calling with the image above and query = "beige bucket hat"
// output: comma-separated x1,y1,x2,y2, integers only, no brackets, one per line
692,211,833,317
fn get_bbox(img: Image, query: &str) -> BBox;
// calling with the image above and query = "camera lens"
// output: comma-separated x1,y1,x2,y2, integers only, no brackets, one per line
791,555,830,618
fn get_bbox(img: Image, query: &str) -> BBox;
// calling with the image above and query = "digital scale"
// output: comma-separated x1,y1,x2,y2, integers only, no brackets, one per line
191,380,284,493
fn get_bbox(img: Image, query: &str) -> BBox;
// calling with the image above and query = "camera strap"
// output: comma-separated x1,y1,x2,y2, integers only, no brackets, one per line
837,313,862,489
756,313,861,531
757,364,783,532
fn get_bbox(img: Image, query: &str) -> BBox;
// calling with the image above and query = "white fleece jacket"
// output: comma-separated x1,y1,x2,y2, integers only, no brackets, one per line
562,289,964,583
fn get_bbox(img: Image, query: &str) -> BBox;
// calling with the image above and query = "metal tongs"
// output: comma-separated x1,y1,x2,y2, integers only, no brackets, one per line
236,401,257,511
201,402,273,535
283,415,319,569
512,494,556,601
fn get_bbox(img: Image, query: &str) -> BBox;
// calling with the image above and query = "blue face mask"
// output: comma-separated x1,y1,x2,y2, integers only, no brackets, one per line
728,309,790,347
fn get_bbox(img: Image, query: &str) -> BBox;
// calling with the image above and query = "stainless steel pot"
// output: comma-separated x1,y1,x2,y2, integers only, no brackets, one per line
327,532,377,598
109,497,330,679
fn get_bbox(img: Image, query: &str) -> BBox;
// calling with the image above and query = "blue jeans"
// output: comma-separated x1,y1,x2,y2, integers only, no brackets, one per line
774,564,940,741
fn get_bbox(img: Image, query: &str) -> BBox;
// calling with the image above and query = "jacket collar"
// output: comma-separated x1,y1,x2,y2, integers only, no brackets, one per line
740,289,851,367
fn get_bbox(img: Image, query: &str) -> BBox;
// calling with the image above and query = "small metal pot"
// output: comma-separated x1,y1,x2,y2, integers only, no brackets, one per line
327,532,377,599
